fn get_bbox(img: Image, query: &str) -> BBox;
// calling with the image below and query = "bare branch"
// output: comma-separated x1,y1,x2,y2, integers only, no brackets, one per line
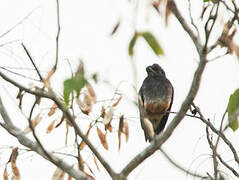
160,148,206,179
167,0,203,53
0,70,117,179
0,97,90,180
55,0,61,69
21,43,44,81
192,103,239,166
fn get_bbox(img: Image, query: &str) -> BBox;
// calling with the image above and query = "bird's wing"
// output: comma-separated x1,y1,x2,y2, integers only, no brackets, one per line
138,89,154,141
154,85,174,134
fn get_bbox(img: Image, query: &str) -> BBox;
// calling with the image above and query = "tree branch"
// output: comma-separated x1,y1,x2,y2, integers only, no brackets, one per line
0,97,90,180
160,148,206,179
0,70,117,179
192,103,239,166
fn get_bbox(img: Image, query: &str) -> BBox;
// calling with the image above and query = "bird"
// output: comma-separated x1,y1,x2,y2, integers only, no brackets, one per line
138,64,174,142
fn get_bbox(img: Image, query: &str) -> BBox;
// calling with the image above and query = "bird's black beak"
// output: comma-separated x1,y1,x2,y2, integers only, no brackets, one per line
148,66,157,74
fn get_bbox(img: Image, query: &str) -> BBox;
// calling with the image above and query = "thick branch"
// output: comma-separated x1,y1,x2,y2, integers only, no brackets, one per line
121,48,206,177
0,97,90,180
0,70,117,179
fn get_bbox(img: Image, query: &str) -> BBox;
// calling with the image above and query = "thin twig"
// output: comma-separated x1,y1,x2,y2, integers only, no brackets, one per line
192,103,239,166
0,70,118,179
160,148,206,179
55,0,61,69
0,97,90,180
21,43,43,81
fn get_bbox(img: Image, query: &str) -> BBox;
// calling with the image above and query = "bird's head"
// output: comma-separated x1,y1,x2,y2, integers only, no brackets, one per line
146,64,165,77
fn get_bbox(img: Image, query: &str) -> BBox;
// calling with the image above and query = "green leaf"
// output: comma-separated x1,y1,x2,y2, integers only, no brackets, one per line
63,75,87,106
227,88,239,131
142,32,164,56
128,32,139,56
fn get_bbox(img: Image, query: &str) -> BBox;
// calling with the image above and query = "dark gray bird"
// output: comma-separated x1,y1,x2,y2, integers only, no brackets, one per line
138,64,174,142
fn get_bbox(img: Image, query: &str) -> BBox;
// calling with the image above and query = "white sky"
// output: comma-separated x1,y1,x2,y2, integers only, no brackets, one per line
0,0,239,179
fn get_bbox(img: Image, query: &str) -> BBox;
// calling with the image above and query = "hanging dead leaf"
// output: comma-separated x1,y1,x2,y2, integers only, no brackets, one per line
105,122,112,133
11,161,20,180
67,175,72,180
48,104,57,116
44,65,56,89
79,123,92,150
35,96,41,105
112,96,122,107
9,147,18,163
76,60,84,76
100,106,105,118
123,121,129,142
93,155,99,171
52,168,65,180
103,107,114,125
46,120,56,134
55,115,65,128
96,127,108,150
118,115,124,150
165,0,172,26
152,0,162,12
86,83,96,103
16,89,23,110
3,166,8,180
77,98,91,115
23,114,41,134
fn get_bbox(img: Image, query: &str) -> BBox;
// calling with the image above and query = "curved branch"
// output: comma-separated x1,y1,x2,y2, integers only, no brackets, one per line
0,97,90,180
160,148,206,179
0,70,117,179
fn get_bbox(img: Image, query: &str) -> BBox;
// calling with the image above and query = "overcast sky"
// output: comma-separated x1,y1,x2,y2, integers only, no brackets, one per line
0,0,239,179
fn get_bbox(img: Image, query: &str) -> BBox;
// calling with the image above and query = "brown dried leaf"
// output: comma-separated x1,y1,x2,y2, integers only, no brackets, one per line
123,121,129,142
11,161,20,180
86,83,96,103
77,98,91,115
165,0,172,26
118,115,124,150
103,107,114,125
93,155,100,171
79,123,92,150
152,0,162,12
35,96,41,105
23,114,41,134
10,147,18,163
55,115,65,128
67,175,72,180
100,106,105,118
52,168,64,180
97,127,108,150
76,60,84,76
3,166,8,180
105,122,112,133
44,66,56,88
48,104,57,116
46,120,56,134
112,96,122,107
16,89,23,110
